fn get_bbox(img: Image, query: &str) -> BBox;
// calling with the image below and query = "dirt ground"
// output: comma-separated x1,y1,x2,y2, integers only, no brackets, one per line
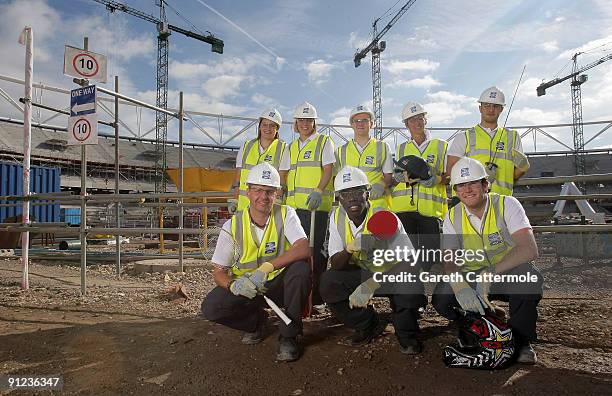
0,253,611,395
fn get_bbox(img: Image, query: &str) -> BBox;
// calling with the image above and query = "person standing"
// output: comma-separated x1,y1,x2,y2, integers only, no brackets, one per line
446,86,530,196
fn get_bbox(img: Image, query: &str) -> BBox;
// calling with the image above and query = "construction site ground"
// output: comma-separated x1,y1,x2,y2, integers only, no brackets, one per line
0,250,610,395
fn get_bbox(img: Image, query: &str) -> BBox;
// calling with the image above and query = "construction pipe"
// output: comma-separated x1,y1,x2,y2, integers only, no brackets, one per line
59,240,81,250
516,173,612,186
532,224,612,233
515,193,612,201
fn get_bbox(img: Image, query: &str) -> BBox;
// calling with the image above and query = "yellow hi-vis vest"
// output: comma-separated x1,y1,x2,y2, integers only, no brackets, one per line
448,193,515,272
230,204,291,280
336,139,390,209
237,138,286,211
391,138,448,219
332,205,395,272
465,125,519,196
286,133,334,212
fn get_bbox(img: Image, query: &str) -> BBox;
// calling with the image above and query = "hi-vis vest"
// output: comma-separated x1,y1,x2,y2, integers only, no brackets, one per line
237,138,286,211
286,134,334,212
465,125,518,196
336,139,390,209
230,204,291,280
332,205,396,272
448,193,515,272
391,138,448,219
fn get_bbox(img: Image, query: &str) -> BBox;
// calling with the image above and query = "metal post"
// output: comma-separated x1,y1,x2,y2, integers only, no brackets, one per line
80,37,89,296
114,75,121,274
19,26,33,290
178,91,184,272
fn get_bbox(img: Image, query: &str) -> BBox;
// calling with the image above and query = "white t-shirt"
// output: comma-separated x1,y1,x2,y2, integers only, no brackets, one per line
344,139,394,174
328,209,413,257
442,195,531,249
447,125,524,158
211,206,307,268
401,131,448,169
279,133,336,171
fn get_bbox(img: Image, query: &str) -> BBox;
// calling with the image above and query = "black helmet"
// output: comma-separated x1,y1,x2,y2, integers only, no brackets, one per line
443,310,515,369
394,155,431,181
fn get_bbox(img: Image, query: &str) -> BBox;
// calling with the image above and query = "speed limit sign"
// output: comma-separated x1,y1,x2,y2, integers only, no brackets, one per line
68,86,98,145
63,45,107,83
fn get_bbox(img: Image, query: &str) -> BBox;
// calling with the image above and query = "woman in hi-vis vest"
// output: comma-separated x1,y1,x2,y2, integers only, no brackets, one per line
231,108,286,212
279,102,335,306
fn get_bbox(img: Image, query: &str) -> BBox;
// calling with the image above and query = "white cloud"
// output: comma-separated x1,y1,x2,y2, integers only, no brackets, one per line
389,75,442,89
539,40,559,53
510,107,566,125
170,56,263,80
304,59,337,85
202,75,248,100
251,93,278,108
386,59,440,74
423,91,476,125
557,34,612,60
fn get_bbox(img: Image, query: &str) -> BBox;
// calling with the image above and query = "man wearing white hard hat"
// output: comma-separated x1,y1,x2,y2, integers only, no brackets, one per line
335,104,393,209
202,163,311,362
231,108,287,212
391,102,448,270
446,86,531,196
432,157,543,364
279,101,336,305
320,166,426,355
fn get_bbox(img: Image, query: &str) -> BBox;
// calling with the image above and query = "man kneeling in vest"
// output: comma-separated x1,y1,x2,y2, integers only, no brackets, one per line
320,166,427,354
201,163,311,362
432,157,543,364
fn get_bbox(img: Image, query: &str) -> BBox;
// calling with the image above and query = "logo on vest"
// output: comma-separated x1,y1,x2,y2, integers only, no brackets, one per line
495,141,505,151
264,241,276,254
262,170,271,180
264,154,273,162
426,154,435,164
488,232,503,246
303,150,312,159
365,155,374,165
460,167,470,177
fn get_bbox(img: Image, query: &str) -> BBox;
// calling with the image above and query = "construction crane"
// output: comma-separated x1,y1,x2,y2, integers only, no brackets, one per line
92,0,223,192
354,0,417,138
536,52,612,178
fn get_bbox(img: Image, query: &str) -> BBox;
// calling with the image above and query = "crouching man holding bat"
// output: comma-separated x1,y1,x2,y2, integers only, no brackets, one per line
320,166,427,355
201,163,311,362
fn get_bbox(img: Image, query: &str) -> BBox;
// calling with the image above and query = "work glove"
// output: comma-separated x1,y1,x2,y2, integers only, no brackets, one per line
227,198,238,214
349,277,380,309
512,149,530,173
419,173,439,188
306,188,323,210
246,261,274,293
450,280,486,315
369,182,386,200
484,162,497,184
475,270,497,313
393,169,408,184
345,235,376,254
229,276,257,299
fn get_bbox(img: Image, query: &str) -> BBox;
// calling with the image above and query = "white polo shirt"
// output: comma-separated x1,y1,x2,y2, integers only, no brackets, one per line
447,125,524,158
212,206,307,268
279,133,336,171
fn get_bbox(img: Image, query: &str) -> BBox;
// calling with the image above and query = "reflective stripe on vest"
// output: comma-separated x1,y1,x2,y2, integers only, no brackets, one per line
448,193,515,272
237,138,286,210
336,139,389,209
231,204,290,280
390,138,448,219
286,134,334,211
465,126,517,196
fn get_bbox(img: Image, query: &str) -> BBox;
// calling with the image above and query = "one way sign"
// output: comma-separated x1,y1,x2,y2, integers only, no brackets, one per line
68,85,98,145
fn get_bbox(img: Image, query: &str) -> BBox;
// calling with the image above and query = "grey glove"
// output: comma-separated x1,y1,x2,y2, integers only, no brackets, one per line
370,182,385,200
245,262,273,293
485,162,497,183
393,169,407,184
419,173,437,188
229,276,257,299
450,281,486,315
227,198,238,214
305,189,322,210
349,278,380,308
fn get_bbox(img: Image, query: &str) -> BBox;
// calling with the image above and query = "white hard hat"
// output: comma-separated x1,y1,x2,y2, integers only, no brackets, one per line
334,165,370,192
259,108,282,128
450,157,488,187
478,86,505,106
246,162,281,188
401,102,427,121
293,101,318,119
349,105,375,124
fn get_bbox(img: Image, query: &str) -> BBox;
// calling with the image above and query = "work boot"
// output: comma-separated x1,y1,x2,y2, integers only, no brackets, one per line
516,342,537,364
241,316,267,345
276,336,299,362
344,317,386,347
399,338,423,355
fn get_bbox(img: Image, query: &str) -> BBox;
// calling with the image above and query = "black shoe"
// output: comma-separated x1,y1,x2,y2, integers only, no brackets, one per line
241,316,267,345
276,336,300,362
399,338,423,355
345,318,386,347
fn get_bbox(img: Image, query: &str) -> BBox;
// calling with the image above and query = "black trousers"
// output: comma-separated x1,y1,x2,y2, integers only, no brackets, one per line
319,264,427,344
295,209,329,305
201,260,311,338
431,262,544,343
396,211,441,270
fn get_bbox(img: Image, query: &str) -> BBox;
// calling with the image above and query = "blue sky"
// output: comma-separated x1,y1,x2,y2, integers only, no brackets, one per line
1,0,612,153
